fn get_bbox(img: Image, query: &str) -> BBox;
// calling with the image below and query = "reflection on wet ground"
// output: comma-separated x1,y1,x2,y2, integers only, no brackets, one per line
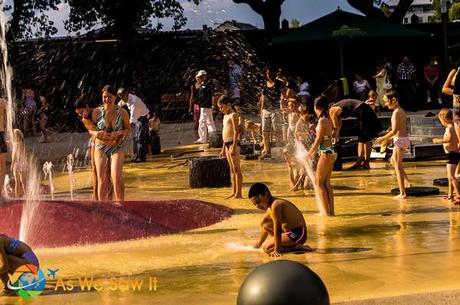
3,154,460,304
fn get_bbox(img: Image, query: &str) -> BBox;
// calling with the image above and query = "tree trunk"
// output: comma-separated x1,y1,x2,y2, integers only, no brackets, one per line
261,5,281,33
232,0,284,33
9,0,26,41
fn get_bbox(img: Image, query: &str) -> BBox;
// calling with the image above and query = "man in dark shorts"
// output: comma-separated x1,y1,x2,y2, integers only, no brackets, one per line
0,98,7,203
330,99,382,169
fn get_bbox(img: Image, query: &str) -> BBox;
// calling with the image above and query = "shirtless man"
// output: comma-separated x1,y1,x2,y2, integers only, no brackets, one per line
249,183,310,257
218,95,242,199
0,99,7,202
376,91,411,199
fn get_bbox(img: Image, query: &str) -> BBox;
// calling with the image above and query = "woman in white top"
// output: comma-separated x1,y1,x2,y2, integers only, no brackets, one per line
353,74,370,101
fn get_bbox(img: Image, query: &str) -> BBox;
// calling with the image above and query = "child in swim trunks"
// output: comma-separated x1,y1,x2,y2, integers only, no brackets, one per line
249,183,311,256
433,108,460,204
376,91,411,199
218,96,243,199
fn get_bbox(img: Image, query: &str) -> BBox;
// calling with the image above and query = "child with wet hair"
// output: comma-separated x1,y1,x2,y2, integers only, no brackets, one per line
11,129,29,197
433,108,460,204
283,143,305,192
244,120,260,143
295,108,318,191
249,183,310,257
286,98,300,142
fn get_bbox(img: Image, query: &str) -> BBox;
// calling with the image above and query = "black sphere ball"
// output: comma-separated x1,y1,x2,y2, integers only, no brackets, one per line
237,260,329,305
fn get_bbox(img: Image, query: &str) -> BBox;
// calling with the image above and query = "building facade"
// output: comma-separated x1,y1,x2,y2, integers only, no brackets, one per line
386,0,435,24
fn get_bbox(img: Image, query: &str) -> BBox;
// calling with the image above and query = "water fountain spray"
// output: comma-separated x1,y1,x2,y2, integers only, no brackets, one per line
294,140,327,216
43,161,55,200
66,154,75,200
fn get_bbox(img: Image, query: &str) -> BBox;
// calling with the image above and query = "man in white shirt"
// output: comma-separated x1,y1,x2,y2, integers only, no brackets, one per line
195,70,216,144
117,88,150,162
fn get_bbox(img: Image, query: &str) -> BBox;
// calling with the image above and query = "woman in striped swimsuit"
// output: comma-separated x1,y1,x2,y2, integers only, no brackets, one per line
91,85,131,202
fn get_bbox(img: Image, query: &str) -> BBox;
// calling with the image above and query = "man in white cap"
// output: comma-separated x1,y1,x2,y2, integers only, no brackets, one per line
117,88,150,162
195,70,216,143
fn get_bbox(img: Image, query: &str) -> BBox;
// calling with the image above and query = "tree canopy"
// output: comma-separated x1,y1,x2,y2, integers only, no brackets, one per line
2,0,61,41
64,0,200,38
432,0,460,21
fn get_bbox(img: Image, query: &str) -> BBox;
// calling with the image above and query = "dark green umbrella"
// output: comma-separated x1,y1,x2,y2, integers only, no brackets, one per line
273,9,427,75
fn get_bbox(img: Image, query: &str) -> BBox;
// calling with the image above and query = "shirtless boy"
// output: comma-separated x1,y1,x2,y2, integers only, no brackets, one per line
376,91,411,199
249,183,310,257
218,96,243,199
433,108,460,204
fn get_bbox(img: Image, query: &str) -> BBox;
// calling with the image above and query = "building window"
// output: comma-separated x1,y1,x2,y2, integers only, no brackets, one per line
404,17,409,24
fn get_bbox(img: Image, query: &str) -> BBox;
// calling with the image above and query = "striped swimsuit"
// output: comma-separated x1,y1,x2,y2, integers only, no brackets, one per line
95,106,124,156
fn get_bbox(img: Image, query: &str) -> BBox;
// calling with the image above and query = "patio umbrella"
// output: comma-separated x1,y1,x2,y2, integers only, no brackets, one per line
273,9,427,75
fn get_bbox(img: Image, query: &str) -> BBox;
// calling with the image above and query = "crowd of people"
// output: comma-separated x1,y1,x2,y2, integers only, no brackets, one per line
0,54,459,260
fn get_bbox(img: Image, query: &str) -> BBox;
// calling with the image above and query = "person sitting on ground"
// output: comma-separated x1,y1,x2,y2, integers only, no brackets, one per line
0,234,39,296
11,129,29,198
218,95,243,199
433,108,460,204
249,183,311,257
376,91,411,199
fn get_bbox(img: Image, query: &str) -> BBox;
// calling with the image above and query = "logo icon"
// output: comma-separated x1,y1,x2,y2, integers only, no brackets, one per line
6,255,46,298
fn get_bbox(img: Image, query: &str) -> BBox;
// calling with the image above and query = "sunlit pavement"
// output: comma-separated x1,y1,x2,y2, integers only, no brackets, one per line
2,141,460,305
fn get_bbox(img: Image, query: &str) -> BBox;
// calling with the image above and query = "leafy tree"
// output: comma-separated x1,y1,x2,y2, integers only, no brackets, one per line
64,0,200,38
449,2,460,20
433,0,460,21
290,18,300,28
2,0,61,41
347,0,414,23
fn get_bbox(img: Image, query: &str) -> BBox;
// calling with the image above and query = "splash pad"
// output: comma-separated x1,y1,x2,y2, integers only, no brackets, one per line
0,199,232,248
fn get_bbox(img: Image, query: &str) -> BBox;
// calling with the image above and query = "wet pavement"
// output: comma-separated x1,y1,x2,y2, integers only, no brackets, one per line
1,143,459,305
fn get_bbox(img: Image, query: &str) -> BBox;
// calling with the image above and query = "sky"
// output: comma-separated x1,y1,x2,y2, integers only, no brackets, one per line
5,0,362,36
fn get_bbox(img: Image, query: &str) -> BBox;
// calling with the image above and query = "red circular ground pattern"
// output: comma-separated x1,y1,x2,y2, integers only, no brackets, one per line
0,200,233,248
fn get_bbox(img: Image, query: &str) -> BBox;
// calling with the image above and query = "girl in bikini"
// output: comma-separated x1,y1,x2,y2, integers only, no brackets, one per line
309,96,335,216
91,85,131,202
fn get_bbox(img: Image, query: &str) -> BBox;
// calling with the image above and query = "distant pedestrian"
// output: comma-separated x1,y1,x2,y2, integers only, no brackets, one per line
396,56,417,111
195,70,216,144
117,88,150,163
